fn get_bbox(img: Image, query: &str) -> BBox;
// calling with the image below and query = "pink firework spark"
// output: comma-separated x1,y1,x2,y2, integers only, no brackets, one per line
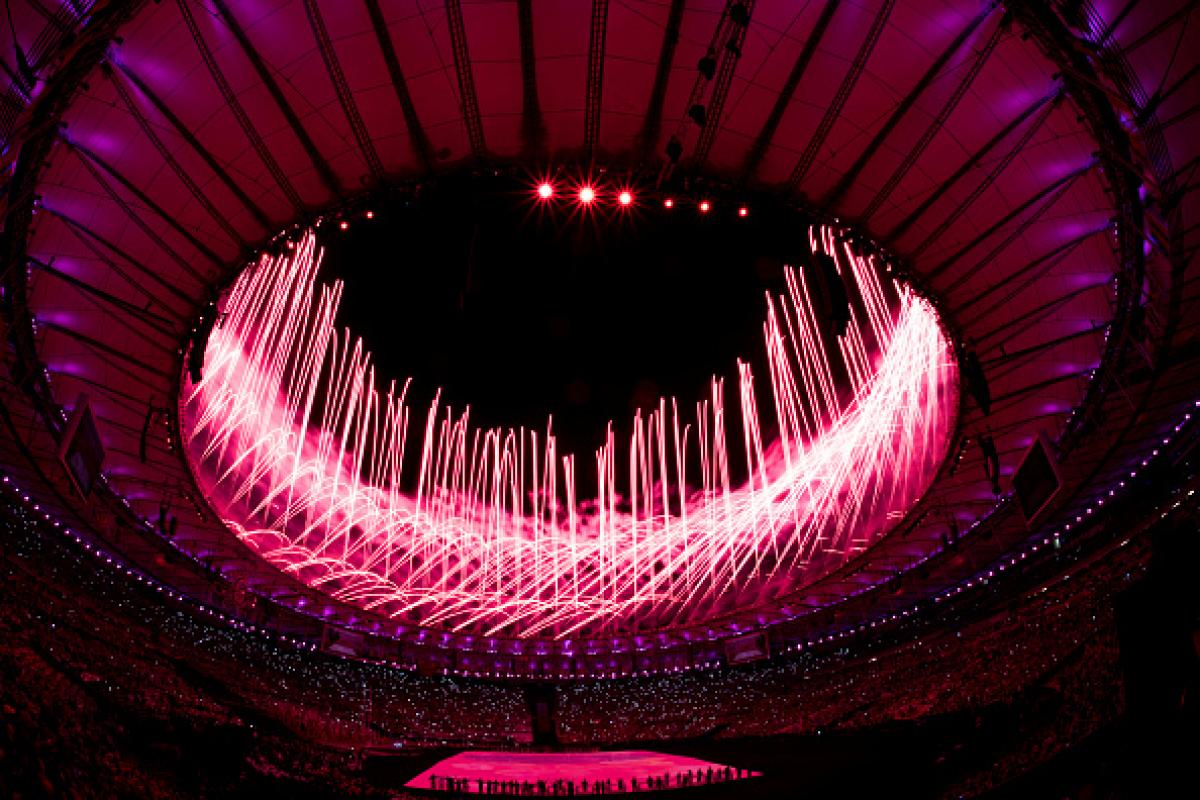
183,226,957,639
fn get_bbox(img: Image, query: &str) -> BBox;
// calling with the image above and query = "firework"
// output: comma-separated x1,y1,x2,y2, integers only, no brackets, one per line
184,226,956,639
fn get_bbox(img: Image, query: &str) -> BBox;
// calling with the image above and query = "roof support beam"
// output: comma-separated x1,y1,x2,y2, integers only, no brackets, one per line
304,0,384,183
858,16,1006,224
741,0,839,183
942,178,1086,296
885,89,1059,244
67,139,226,271
66,141,214,286
822,6,994,210
0,0,148,290
786,0,894,194
584,0,610,163
1139,61,1200,125
909,97,1063,261
113,63,274,232
974,283,1104,345
984,369,1092,419
959,409,1065,445
104,64,247,249
691,0,755,169
174,0,305,214
516,0,546,158
951,226,1106,315
36,319,173,381
44,207,197,308
1158,101,1200,133
985,328,1103,384
210,0,342,199
1123,1,1195,55
1094,0,1140,47
29,256,178,339
362,0,435,173
22,0,72,33
635,0,686,164
445,0,486,160
925,162,1092,282
45,369,165,416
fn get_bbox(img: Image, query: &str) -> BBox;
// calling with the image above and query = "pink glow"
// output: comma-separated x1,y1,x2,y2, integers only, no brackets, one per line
618,190,633,206
537,183,554,199
578,186,595,204
408,750,757,792
183,226,957,639
698,200,711,213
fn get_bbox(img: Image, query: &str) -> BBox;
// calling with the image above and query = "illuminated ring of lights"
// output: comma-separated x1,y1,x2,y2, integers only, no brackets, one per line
182,224,958,640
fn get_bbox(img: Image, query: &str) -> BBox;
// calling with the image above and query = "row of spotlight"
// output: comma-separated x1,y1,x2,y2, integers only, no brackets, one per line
535,181,749,217
316,185,750,234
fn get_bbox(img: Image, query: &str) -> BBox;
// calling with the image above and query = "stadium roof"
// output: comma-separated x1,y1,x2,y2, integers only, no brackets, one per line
0,0,1196,669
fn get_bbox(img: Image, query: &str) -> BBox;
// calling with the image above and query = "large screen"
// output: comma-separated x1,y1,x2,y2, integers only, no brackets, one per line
724,632,770,665
58,394,105,499
1013,432,1063,524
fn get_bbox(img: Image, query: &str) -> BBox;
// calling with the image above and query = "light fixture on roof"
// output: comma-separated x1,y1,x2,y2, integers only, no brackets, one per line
961,347,991,416
665,136,683,164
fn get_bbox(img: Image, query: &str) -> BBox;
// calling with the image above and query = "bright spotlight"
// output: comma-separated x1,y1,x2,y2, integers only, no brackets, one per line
365,210,375,219
663,198,675,209
618,190,633,206
578,186,596,205
698,200,711,213
738,206,748,217
537,182,554,200
339,220,349,230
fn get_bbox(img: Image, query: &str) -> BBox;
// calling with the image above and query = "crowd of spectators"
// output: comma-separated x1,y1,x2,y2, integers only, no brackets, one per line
0,631,181,799
554,533,1139,747
940,625,1125,799
0,486,1149,797
0,498,517,797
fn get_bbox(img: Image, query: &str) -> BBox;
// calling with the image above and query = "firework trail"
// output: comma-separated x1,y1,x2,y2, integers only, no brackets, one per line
184,225,956,639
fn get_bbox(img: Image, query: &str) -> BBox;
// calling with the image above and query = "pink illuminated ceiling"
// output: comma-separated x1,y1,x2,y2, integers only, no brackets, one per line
2,1,1197,648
